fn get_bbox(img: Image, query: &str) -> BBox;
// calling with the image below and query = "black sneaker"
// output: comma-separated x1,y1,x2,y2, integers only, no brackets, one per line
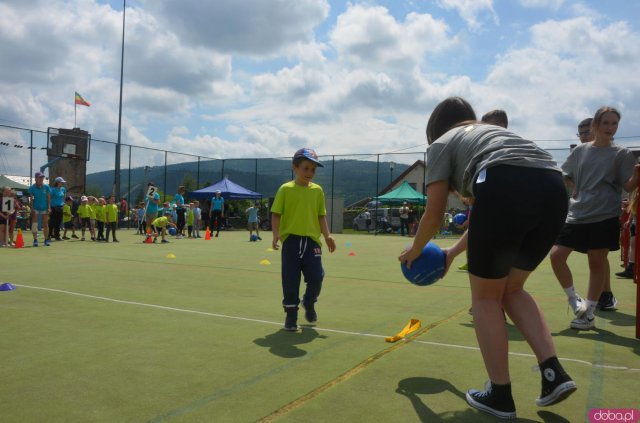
597,291,618,311
283,307,298,331
302,302,318,323
615,264,634,279
536,356,577,406
466,381,516,419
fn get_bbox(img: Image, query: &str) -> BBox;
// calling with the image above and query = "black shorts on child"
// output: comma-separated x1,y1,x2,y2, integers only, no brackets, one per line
554,216,620,253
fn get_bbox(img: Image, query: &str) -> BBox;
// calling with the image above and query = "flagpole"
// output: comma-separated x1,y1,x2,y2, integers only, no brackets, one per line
74,100,77,128
114,0,126,199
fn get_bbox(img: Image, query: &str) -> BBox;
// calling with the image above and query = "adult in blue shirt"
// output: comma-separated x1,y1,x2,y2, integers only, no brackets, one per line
174,185,186,238
28,171,52,247
144,183,161,235
210,190,225,237
48,176,67,241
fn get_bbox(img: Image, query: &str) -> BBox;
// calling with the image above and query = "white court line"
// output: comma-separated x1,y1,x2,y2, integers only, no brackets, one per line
16,284,640,372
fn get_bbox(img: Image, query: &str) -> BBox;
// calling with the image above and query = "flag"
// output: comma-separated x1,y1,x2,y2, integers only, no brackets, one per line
75,92,90,107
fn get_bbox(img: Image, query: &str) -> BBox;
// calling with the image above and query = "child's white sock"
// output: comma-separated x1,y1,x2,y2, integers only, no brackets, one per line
586,300,598,318
564,286,578,299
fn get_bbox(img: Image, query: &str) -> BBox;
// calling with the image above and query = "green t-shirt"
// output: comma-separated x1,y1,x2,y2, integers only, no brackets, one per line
186,208,194,225
106,204,118,222
95,205,105,222
77,204,90,218
152,216,169,228
63,204,72,223
271,180,327,245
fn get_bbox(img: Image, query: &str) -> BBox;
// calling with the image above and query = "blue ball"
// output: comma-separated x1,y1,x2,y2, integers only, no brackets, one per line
250,234,258,241
401,242,446,286
168,227,177,236
453,213,467,226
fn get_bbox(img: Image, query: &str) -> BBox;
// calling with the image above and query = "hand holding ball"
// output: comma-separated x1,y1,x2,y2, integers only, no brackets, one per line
401,242,446,286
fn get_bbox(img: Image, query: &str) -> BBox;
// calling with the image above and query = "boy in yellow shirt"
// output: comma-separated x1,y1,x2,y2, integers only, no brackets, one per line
151,212,176,244
105,195,119,242
62,196,78,240
77,196,95,241
271,148,336,331
95,197,106,241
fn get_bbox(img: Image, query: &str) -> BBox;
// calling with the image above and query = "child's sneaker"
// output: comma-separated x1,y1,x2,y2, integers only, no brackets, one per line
466,381,516,419
161,239,169,243
44,239,51,247
597,292,618,311
568,296,587,318
536,356,577,406
72,234,79,239
62,236,70,240
302,302,317,323
570,315,595,330
33,239,39,247
283,307,298,331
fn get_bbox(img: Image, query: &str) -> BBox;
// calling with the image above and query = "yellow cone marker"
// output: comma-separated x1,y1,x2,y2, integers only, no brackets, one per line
385,319,421,343
265,248,274,252
260,259,271,265
166,253,176,259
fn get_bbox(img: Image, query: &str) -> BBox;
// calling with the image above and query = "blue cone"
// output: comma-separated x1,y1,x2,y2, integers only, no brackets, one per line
0,283,16,291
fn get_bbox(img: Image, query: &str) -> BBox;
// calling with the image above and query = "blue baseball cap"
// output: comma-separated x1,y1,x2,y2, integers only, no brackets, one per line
293,148,323,167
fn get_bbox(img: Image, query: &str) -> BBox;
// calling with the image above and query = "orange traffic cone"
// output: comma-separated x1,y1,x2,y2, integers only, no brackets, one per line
204,227,211,240
15,229,24,248
145,228,153,244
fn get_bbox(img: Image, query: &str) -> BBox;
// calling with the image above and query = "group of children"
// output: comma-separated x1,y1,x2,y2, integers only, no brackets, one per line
133,200,202,243
63,194,120,243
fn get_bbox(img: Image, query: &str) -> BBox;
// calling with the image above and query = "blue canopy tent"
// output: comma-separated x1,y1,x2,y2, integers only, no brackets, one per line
188,177,262,200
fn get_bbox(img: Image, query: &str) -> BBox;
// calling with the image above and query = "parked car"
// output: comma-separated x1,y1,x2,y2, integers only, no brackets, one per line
352,208,400,231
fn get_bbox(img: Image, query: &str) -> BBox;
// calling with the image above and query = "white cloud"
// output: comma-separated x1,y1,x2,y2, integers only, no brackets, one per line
437,0,498,29
330,5,455,70
519,0,564,9
141,0,330,56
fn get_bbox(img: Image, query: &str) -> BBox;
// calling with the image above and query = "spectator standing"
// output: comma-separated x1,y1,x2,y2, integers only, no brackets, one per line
48,176,66,241
28,171,51,247
399,202,410,236
210,190,224,238
105,195,119,242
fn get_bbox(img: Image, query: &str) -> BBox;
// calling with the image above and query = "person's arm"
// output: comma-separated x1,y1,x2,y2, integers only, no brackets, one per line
47,192,51,213
271,213,281,249
399,180,448,268
623,164,640,193
319,215,336,252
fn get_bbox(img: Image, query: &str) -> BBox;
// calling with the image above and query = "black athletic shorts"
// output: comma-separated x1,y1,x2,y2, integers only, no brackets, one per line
554,216,620,253
467,165,568,279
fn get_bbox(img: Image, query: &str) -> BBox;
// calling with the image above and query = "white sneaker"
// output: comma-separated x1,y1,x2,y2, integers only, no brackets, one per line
568,296,587,318
570,315,595,330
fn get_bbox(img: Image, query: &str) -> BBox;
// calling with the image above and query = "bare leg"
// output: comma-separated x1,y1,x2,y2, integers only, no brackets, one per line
470,274,509,384
502,268,556,362
550,245,574,289
586,249,609,302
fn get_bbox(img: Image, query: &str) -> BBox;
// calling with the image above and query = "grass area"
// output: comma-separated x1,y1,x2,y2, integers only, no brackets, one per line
0,229,638,422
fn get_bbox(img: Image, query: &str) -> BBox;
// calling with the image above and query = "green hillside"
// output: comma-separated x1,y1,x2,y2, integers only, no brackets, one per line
86,158,411,206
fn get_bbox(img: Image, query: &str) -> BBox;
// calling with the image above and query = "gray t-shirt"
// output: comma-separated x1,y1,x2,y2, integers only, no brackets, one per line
426,124,560,197
562,142,636,224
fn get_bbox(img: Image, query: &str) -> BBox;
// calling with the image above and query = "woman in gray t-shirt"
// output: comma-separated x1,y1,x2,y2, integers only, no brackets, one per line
399,97,576,418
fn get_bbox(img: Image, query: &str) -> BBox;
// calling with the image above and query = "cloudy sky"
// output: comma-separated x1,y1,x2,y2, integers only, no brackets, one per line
1,0,639,174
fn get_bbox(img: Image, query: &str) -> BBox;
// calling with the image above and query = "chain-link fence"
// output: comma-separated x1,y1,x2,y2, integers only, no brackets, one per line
0,123,605,234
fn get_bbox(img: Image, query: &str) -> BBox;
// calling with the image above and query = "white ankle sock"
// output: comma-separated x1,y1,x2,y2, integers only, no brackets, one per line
564,286,578,299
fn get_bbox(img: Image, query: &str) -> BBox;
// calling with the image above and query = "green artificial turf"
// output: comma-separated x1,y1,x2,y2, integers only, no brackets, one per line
0,229,637,422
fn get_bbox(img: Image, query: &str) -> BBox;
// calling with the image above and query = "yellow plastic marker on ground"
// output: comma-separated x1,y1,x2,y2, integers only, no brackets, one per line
165,253,176,259
260,259,271,265
266,248,274,252
385,319,421,343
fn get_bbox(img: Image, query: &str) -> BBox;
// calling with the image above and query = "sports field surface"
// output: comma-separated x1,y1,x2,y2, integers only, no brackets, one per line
1,229,638,422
